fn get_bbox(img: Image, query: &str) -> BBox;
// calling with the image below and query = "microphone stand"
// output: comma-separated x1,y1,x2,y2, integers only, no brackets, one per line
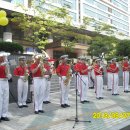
66,72,91,128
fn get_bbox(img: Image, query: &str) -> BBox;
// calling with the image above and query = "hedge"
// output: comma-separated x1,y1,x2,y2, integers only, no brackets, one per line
0,41,24,53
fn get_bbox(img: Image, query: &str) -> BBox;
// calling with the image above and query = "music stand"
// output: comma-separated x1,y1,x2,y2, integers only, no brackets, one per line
66,72,91,128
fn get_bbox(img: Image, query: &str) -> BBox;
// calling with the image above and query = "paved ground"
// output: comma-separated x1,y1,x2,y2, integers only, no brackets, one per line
1,86,130,130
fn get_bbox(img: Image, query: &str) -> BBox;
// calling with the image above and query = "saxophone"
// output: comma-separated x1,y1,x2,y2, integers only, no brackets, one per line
23,65,29,82
64,64,72,86
39,57,46,77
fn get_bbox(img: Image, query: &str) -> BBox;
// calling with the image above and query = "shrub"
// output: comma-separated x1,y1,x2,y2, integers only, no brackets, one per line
0,41,23,53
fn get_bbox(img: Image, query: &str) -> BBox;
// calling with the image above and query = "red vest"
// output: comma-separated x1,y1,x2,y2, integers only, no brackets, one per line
0,66,6,78
79,63,88,75
56,63,70,76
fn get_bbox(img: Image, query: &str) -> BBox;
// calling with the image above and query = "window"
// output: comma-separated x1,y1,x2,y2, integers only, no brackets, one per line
69,12,76,21
84,0,94,4
95,1,108,11
3,0,24,4
84,9,96,18
62,0,76,10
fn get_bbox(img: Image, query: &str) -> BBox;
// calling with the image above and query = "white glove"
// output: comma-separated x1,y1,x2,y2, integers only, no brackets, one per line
7,74,12,80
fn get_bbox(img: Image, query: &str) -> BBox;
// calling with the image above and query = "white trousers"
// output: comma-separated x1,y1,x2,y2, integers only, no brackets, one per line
0,80,9,118
80,75,88,101
123,71,129,91
17,78,28,106
33,78,45,111
43,79,51,101
60,76,70,105
95,76,103,98
107,73,113,89
112,73,119,94
88,71,94,88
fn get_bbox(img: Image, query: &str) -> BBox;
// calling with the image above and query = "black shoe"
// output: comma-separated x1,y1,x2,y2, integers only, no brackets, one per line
34,111,39,114
107,89,112,91
96,97,100,100
23,105,28,107
99,97,104,99
46,101,51,104
64,104,70,107
112,94,116,96
43,101,48,104
80,101,84,104
38,110,44,113
1,117,10,121
18,105,23,108
61,104,66,108
84,100,90,103
115,93,119,95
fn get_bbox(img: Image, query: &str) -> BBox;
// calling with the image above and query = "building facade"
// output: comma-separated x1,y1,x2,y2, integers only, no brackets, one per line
0,0,130,58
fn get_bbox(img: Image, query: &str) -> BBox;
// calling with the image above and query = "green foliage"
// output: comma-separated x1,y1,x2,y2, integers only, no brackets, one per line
61,39,75,53
87,36,119,59
0,41,24,53
116,40,130,57
81,16,117,35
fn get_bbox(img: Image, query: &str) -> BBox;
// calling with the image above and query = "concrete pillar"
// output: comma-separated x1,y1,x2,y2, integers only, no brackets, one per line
3,32,12,42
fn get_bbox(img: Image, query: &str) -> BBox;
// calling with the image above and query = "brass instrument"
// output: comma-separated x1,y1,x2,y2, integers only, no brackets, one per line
39,54,46,77
23,66,29,82
64,64,72,86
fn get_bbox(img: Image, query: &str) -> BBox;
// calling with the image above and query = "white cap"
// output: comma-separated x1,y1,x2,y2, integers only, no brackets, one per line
18,56,26,61
60,55,68,59
111,58,116,61
95,59,101,62
123,56,128,59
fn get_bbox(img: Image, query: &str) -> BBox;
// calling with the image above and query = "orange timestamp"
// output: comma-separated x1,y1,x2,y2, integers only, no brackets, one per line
93,112,130,119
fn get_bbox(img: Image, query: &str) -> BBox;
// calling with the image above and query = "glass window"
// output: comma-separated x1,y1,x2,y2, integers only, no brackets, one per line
3,0,24,4
84,9,96,18
84,0,94,4
69,12,76,21
95,1,108,11
83,4,96,12
62,0,76,10
97,14,108,22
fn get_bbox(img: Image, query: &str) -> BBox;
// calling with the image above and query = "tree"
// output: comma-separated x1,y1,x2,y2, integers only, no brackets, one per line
87,36,119,59
11,1,91,52
116,40,130,57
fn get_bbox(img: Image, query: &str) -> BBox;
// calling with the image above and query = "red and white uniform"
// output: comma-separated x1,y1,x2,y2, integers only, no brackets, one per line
74,62,82,94
14,66,29,106
107,65,113,90
79,63,89,101
43,63,51,102
0,65,9,118
30,63,46,112
94,64,103,98
56,63,71,105
109,63,119,94
122,61,129,91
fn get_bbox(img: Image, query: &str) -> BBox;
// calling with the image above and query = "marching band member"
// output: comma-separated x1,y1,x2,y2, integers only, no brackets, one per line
94,59,104,99
122,56,130,93
109,58,119,95
106,61,112,91
74,57,82,95
80,57,90,103
0,54,11,122
56,55,72,108
14,56,29,108
30,54,46,114
43,57,52,104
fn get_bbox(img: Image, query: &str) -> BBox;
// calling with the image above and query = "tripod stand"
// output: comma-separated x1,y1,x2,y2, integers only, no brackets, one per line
66,72,91,128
